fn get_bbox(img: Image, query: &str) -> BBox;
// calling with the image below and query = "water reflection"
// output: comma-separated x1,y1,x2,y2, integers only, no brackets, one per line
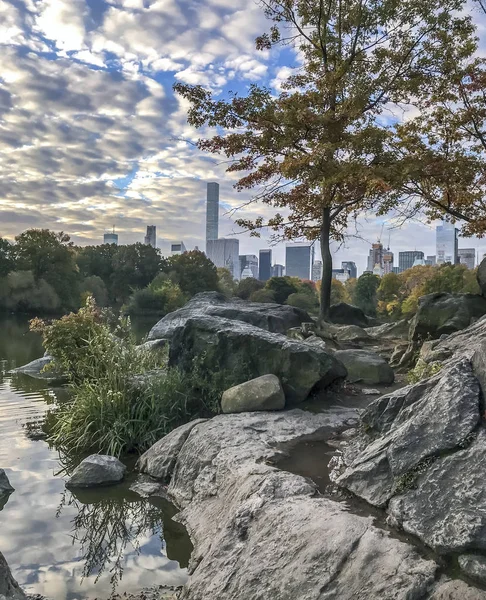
0,314,190,599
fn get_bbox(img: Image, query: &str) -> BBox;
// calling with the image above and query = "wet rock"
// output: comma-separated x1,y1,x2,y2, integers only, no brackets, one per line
160,315,346,404
129,474,167,499
148,291,311,338
458,554,486,586
409,293,486,342
221,375,285,414
66,454,126,488
337,358,481,507
139,410,441,600
136,419,207,482
334,349,394,385
0,470,14,496
0,551,26,599
9,356,65,383
329,302,369,328
388,430,486,553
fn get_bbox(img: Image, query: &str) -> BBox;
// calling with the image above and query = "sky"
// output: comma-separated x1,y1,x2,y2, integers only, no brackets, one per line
1,0,486,275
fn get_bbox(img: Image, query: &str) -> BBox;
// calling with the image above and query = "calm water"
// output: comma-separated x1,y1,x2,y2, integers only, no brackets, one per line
0,315,191,600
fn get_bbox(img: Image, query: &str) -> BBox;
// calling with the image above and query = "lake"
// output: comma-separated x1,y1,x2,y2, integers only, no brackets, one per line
0,315,191,600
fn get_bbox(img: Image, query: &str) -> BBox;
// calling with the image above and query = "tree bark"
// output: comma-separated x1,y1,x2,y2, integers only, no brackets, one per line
319,206,332,324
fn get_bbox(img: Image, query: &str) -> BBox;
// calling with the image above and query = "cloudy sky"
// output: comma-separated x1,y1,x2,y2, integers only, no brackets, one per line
1,0,486,274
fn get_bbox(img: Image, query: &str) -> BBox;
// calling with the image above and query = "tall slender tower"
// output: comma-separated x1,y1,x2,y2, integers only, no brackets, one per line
206,182,219,247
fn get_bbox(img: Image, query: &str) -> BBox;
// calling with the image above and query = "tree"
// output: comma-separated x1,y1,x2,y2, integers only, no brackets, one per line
286,291,319,312
175,0,474,323
80,275,109,307
250,288,276,303
111,243,161,303
160,250,219,297
265,276,300,304
0,238,15,277
353,273,380,316
329,279,349,305
217,268,237,297
76,244,118,300
236,277,265,300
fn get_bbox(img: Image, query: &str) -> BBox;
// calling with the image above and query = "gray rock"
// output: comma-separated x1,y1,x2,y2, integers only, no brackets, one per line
366,320,410,340
129,474,166,499
0,551,26,599
477,256,486,297
329,302,370,327
66,455,126,488
428,578,486,599
303,334,329,350
221,375,285,413
334,349,394,385
9,356,65,383
286,327,305,340
409,293,486,342
148,291,311,338
337,358,481,507
0,470,14,496
333,324,372,344
161,314,347,404
388,430,486,553
136,419,207,482
139,410,441,600
458,554,486,586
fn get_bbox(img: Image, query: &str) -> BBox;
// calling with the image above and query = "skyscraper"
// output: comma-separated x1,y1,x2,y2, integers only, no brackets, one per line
427,255,437,266
436,220,458,265
171,241,186,255
458,248,475,269
144,225,156,248
206,182,219,245
285,243,315,280
367,242,384,273
259,249,272,281
383,249,394,274
272,264,285,277
341,261,357,279
103,231,118,245
206,238,240,280
239,255,259,279
399,251,424,272
312,260,323,281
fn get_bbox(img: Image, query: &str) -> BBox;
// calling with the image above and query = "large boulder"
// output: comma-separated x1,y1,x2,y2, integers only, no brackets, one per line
334,349,394,385
0,552,26,600
409,293,486,341
333,324,373,344
8,355,65,383
135,410,473,600
221,374,285,413
329,303,369,328
66,455,126,488
162,315,347,405
366,320,410,341
148,291,311,338
477,257,486,297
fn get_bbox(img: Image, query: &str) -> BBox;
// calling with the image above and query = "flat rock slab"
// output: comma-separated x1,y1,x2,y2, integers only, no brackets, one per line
221,374,285,413
66,455,126,488
335,349,394,385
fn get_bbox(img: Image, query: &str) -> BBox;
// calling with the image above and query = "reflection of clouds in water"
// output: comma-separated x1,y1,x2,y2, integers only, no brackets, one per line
0,372,189,600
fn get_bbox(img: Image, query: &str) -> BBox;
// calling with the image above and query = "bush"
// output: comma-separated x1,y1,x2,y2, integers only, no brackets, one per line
125,279,186,316
0,270,61,314
236,278,264,300
407,359,443,384
265,276,300,304
286,292,318,311
250,288,276,303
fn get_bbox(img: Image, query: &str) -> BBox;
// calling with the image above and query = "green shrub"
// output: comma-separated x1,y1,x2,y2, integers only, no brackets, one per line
407,359,443,384
250,288,276,303
236,278,264,300
286,291,319,312
125,278,187,316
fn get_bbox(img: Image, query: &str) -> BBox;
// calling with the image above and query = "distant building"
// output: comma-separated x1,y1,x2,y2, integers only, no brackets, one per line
285,243,315,280
399,251,424,272
259,249,272,281
383,250,394,274
272,264,285,278
424,259,434,266
367,242,384,273
206,238,240,280
239,254,258,279
332,269,350,283
171,241,186,255
427,255,436,266
341,261,357,279
241,266,254,279
104,231,118,245
206,182,219,246
144,225,156,248
312,260,323,282
436,220,458,265
373,264,383,277
412,256,426,267
392,266,402,274
458,248,475,270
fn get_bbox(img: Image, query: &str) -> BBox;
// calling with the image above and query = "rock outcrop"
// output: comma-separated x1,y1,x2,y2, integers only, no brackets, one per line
221,374,285,413
335,349,395,385
156,314,346,404
329,302,369,328
477,257,486,297
135,408,484,599
0,552,26,600
66,454,126,488
148,292,311,338
409,293,486,341
0,470,14,497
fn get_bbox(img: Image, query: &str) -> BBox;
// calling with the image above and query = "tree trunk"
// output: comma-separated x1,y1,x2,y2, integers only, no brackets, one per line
319,206,332,324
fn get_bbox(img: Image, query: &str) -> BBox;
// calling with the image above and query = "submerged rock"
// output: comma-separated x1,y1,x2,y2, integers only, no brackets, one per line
0,470,14,497
66,455,126,488
137,409,458,600
329,302,369,328
159,314,346,404
409,293,486,342
9,356,65,383
0,551,26,599
221,374,285,414
334,349,394,385
148,291,311,338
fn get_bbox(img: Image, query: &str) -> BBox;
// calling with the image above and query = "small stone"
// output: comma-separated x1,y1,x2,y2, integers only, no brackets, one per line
222,375,285,414
66,455,126,488
362,388,381,395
